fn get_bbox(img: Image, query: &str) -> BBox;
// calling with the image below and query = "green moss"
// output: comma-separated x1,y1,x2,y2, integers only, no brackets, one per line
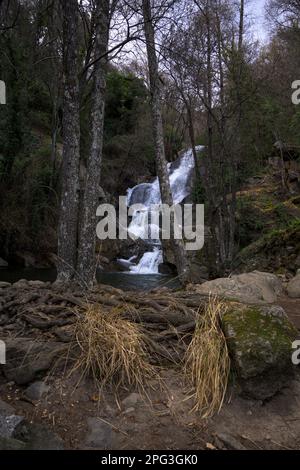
222,305,297,379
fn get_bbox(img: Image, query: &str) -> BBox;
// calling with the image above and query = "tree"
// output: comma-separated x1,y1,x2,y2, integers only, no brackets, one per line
142,0,190,284
56,0,81,281
76,0,110,285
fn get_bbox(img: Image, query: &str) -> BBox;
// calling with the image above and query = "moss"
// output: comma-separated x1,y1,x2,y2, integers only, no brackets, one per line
222,305,297,380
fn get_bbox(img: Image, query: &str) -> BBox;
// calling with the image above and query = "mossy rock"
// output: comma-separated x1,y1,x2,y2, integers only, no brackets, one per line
222,304,298,399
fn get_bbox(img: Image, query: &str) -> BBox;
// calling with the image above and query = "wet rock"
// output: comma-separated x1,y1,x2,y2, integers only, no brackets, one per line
3,338,66,385
85,417,114,449
13,421,64,450
287,273,300,298
194,271,283,304
222,304,297,400
24,381,50,401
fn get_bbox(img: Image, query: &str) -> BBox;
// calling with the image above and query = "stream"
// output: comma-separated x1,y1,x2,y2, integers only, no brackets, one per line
0,268,180,291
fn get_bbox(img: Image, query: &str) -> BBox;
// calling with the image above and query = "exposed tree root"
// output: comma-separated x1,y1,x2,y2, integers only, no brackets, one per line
0,282,209,365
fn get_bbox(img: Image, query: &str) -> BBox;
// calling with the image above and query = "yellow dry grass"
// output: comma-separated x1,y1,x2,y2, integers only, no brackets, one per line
73,303,156,390
184,297,230,418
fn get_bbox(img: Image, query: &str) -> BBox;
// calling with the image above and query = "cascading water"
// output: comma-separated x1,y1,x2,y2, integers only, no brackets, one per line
119,146,203,274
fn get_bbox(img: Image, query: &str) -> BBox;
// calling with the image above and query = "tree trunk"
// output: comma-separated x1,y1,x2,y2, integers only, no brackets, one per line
76,0,110,286
142,0,190,284
57,0,80,281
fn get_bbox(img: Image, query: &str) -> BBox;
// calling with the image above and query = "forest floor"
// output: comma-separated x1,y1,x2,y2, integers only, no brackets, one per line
0,286,299,450
1,355,300,450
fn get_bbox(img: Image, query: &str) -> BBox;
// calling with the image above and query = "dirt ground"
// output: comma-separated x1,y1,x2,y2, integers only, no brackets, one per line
1,355,300,450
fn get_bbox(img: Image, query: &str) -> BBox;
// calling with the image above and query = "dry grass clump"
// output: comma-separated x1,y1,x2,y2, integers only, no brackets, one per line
184,297,230,418
73,303,156,390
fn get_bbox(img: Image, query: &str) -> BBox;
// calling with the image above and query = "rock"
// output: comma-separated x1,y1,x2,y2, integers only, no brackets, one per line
3,338,66,385
0,436,26,450
194,271,283,304
13,421,64,450
287,274,300,298
122,392,143,408
85,417,113,449
24,381,50,401
0,415,24,438
0,399,15,416
222,303,298,400
0,257,8,268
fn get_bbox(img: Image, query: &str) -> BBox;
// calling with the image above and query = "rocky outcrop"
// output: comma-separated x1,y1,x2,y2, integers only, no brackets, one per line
222,303,297,399
287,271,300,298
193,271,283,304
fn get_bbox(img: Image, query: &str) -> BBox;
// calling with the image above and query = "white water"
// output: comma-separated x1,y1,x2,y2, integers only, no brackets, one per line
119,146,203,274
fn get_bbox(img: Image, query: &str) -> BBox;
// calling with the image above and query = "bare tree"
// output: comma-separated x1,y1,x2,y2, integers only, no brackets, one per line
57,0,81,281
76,0,110,285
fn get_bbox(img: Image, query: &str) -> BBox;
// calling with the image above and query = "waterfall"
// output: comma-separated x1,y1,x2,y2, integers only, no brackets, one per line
119,146,203,274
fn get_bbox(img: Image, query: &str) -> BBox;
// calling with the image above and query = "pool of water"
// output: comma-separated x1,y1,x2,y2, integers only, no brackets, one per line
0,268,180,291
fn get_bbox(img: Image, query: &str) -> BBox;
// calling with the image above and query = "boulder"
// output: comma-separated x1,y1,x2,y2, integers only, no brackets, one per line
222,303,297,399
287,273,300,298
3,338,66,385
194,271,283,304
